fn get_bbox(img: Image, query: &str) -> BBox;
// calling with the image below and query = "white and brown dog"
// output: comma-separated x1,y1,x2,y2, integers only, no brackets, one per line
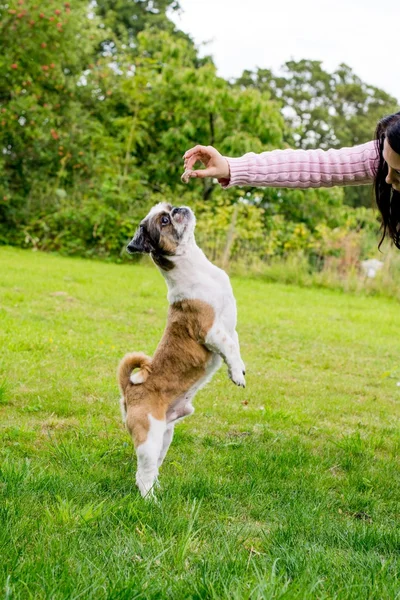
118,203,245,498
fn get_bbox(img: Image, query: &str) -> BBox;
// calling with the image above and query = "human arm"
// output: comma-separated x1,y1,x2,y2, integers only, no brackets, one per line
183,141,379,189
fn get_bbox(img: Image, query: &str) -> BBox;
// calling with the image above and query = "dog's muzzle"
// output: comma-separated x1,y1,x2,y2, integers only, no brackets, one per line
171,207,190,217
171,206,191,224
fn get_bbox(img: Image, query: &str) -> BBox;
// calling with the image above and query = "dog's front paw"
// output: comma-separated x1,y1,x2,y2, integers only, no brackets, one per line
240,359,246,375
229,368,246,388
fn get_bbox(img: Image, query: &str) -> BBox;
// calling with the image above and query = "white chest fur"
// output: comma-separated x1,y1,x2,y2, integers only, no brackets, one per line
158,241,245,388
160,242,238,334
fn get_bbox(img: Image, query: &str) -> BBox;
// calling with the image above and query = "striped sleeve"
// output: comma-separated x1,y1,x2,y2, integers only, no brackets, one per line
220,141,379,189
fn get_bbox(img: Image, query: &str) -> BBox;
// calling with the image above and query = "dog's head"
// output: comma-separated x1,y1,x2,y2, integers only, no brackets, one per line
127,203,196,270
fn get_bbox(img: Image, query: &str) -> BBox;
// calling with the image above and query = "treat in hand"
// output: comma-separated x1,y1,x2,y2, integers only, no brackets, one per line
181,169,192,184
181,145,230,183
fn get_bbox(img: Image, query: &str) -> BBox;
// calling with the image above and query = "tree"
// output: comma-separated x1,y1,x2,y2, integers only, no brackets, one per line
93,0,198,61
0,0,115,236
107,29,284,201
0,5,370,259
95,0,181,43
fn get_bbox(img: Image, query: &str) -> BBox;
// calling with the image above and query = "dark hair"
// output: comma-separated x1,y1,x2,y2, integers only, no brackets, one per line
374,111,400,249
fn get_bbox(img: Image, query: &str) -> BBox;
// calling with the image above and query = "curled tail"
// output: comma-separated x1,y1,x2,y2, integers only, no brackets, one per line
117,352,152,392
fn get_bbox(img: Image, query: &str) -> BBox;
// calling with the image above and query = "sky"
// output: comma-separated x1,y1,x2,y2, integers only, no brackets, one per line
170,0,400,103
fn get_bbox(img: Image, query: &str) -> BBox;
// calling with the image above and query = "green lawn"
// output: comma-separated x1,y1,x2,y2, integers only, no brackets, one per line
1,246,400,599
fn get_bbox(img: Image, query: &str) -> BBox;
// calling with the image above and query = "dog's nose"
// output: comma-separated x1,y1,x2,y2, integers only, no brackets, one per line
171,206,189,216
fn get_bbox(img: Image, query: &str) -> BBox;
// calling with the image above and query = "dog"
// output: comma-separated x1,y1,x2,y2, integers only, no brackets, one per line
118,203,245,498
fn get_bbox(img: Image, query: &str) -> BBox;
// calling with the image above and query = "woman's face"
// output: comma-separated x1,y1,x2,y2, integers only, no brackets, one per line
383,139,400,192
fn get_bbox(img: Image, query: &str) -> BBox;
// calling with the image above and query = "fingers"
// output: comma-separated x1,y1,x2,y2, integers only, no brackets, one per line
184,154,203,171
183,145,211,160
181,166,216,183
181,145,220,183
183,145,219,164
184,149,213,170
191,167,217,179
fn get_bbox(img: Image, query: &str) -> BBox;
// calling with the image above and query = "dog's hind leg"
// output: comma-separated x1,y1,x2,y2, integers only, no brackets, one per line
119,397,127,424
156,355,221,471
157,401,195,469
157,424,175,469
126,408,166,499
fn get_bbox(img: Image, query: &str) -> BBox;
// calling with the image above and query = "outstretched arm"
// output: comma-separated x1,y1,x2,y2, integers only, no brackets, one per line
183,141,379,190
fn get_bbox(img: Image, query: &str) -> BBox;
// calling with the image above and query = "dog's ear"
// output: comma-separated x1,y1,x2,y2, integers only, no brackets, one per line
127,226,153,254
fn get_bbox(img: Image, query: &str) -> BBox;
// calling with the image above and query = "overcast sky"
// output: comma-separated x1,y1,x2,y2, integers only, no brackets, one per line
170,0,400,103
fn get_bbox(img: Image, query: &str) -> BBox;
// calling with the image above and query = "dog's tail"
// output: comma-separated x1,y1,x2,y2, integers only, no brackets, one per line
117,352,152,392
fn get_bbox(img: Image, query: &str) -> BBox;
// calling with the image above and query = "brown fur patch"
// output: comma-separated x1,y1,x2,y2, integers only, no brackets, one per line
120,299,215,447
157,234,178,255
145,212,180,270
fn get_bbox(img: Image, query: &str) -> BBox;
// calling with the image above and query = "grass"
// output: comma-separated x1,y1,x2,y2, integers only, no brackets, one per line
1,246,400,599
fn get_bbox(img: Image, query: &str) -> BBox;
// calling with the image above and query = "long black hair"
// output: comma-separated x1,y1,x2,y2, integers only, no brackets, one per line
374,111,400,249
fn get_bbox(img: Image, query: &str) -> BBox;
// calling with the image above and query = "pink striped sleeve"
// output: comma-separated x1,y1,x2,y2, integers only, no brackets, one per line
220,141,379,189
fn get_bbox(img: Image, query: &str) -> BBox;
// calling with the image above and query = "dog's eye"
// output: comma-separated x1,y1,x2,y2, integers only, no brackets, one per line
161,215,170,226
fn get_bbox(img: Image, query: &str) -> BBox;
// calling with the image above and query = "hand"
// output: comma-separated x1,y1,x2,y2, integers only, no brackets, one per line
182,145,230,182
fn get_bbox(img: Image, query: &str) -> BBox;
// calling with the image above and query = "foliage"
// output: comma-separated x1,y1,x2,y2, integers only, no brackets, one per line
0,0,117,233
0,2,398,262
95,0,183,44
105,28,284,202
236,60,398,151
